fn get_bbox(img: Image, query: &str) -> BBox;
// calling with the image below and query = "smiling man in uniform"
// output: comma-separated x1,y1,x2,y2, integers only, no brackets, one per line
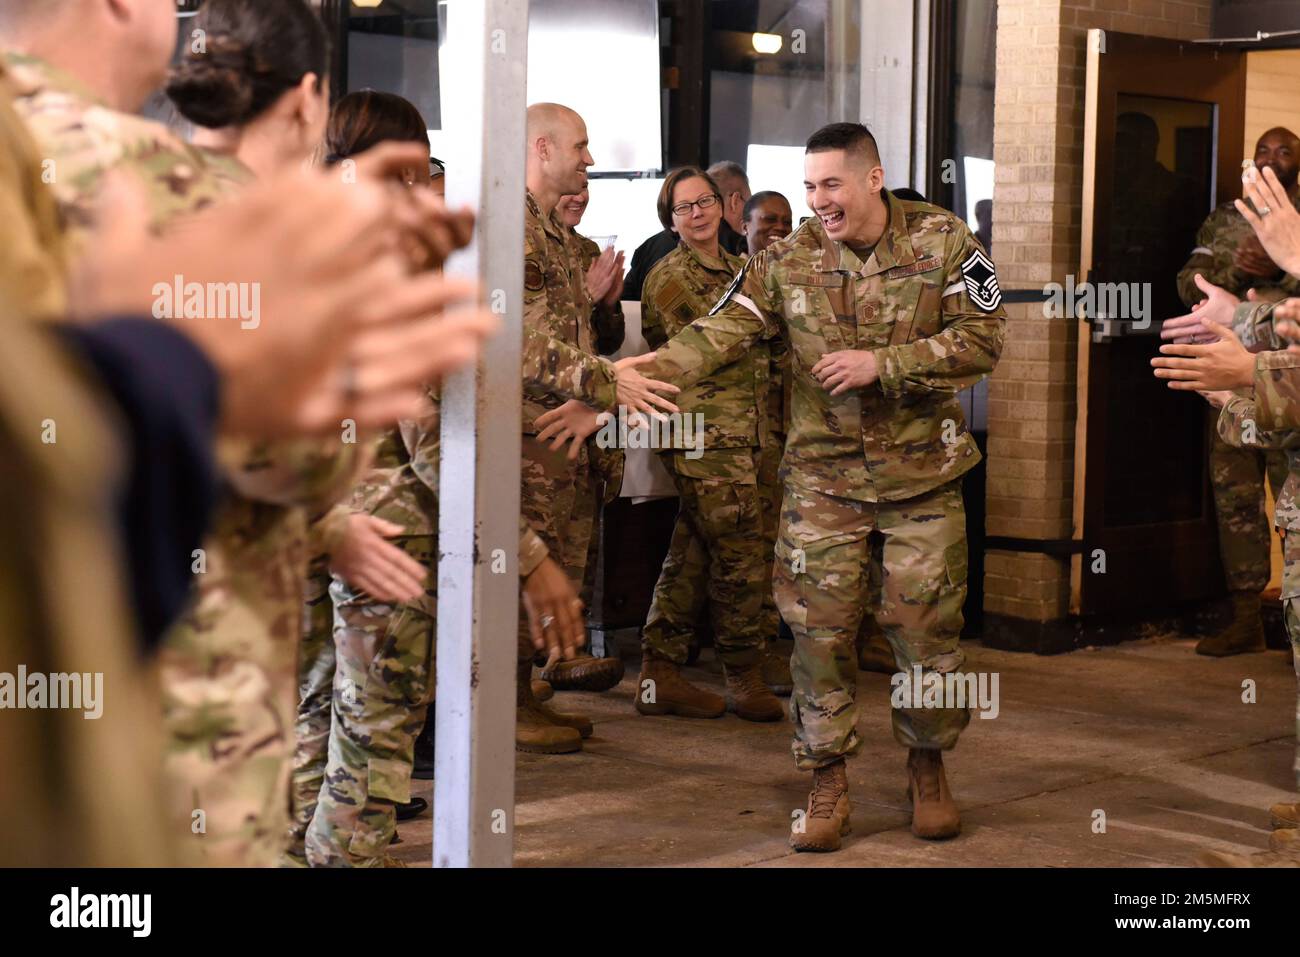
640,122,1005,852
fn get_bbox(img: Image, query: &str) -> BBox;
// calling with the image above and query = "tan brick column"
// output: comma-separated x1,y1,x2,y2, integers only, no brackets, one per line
984,0,1213,635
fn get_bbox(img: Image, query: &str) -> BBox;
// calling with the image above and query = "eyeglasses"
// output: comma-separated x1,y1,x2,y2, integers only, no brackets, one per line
671,193,720,217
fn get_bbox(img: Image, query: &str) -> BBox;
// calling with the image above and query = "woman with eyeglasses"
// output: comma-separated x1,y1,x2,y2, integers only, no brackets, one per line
634,166,787,725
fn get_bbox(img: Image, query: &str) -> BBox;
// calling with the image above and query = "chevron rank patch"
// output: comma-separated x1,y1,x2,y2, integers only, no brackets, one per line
960,248,1002,313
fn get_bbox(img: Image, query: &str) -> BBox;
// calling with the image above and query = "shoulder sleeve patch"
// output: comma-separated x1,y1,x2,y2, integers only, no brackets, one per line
524,259,545,292
960,249,1002,313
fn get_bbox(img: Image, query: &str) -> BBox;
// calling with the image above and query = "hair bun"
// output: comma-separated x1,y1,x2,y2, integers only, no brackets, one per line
166,36,257,129
166,0,330,132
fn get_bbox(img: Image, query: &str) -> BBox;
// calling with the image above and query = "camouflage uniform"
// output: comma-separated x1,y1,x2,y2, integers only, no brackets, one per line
1218,302,1300,787
294,196,624,864
644,191,1005,769
1177,201,1300,594
0,65,178,866
639,242,777,668
5,54,243,246
9,53,364,866
295,397,551,867
518,192,624,654
564,227,628,603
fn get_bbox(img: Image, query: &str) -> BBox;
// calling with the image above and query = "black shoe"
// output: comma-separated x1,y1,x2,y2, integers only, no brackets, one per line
413,736,435,780
413,707,435,780
396,797,428,821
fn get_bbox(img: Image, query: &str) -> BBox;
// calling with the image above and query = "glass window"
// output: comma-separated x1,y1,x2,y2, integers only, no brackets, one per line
707,0,861,217
935,0,996,247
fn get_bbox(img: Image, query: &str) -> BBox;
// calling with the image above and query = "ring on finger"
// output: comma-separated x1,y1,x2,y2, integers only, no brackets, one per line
540,614,556,629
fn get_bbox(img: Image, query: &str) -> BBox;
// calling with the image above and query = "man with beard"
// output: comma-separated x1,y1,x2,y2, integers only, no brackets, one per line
1177,126,1300,658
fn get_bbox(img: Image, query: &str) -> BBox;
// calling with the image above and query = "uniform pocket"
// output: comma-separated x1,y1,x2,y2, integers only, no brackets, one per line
365,756,411,805
943,539,969,590
772,535,805,631
362,607,435,708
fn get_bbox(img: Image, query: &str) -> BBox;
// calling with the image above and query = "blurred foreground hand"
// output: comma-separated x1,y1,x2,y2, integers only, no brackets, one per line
68,149,496,437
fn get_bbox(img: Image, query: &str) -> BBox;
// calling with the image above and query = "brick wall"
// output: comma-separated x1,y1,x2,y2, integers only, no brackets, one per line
985,0,1213,623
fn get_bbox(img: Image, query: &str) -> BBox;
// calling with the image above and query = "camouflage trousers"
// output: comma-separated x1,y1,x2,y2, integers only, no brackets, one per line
158,519,305,867
758,439,784,641
774,480,971,770
284,561,334,865
1210,425,1289,593
519,434,597,658
299,536,436,867
642,455,777,669
1282,532,1300,791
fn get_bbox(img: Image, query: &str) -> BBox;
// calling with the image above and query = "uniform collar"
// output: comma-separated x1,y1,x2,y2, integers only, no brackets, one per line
815,188,917,278
526,189,568,245
680,239,735,273
3,51,106,106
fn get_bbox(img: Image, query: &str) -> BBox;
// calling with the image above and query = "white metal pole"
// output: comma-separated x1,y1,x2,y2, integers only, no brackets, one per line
435,0,529,869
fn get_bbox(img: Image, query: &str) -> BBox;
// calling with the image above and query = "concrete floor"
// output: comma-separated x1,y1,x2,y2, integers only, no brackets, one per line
393,634,1297,867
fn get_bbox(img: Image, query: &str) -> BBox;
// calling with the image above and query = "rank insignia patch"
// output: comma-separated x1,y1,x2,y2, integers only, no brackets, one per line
960,249,1002,312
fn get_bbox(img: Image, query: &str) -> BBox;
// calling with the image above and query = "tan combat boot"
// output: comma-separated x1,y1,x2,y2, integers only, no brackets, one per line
531,699,594,738
761,643,793,696
1196,592,1266,657
1198,846,1300,867
856,622,896,674
539,651,625,692
1269,828,1299,854
790,759,851,852
724,662,785,722
634,653,725,718
906,748,960,840
516,661,582,754
1269,801,1300,829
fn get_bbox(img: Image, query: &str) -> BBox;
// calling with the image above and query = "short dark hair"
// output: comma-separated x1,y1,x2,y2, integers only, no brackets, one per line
656,166,721,231
324,90,429,164
743,190,789,222
805,122,881,168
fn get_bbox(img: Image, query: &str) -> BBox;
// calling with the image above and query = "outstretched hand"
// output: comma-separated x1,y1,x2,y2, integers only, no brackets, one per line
1159,274,1240,344
1152,320,1255,392
535,400,608,460
613,353,681,415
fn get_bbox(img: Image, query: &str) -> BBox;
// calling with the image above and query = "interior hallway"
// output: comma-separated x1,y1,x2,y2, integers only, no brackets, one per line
394,634,1297,867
